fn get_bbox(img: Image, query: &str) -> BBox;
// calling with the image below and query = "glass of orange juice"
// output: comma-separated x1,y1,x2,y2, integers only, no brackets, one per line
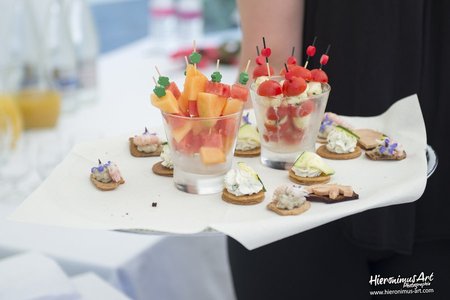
15,89,61,129
0,103,13,164
0,93,23,149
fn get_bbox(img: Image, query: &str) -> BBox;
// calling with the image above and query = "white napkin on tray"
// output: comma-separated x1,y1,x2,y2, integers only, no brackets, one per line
10,95,427,250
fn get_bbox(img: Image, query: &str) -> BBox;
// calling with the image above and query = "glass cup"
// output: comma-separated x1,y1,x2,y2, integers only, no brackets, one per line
250,76,331,170
162,110,242,194
0,105,13,165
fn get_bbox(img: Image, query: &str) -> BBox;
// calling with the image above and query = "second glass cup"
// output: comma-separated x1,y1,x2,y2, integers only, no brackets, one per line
162,110,242,194
250,76,331,170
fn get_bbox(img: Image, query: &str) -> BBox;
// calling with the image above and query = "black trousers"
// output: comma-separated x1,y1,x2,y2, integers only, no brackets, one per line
227,220,450,300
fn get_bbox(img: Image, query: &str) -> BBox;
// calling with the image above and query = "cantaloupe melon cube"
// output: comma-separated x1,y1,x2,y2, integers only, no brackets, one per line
184,72,207,100
199,147,226,165
177,92,189,115
197,92,226,117
150,91,181,114
222,98,244,115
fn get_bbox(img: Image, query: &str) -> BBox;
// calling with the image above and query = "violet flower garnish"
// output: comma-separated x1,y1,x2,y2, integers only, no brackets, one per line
319,114,333,133
242,113,251,125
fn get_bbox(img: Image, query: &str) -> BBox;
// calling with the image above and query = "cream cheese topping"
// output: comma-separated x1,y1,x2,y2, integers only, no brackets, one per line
307,81,322,96
235,139,260,151
224,168,263,196
292,167,322,178
326,128,357,154
137,144,159,153
160,144,173,169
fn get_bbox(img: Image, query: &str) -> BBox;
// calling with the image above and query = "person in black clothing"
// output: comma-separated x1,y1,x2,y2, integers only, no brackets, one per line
228,0,450,299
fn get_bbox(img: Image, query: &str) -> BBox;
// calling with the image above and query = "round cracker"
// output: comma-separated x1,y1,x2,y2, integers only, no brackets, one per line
365,150,407,161
267,200,311,216
316,144,362,160
288,169,331,185
222,189,265,205
90,174,124,191
316,136,327,144
152,161,174,177
234,147,261,157
129,137,162,157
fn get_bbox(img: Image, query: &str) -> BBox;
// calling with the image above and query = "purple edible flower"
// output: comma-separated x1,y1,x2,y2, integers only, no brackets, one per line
319,114,333,133
242,113,251,125
388,143,398,155
91,167,96,173
379,145,386,154
97,165,104,172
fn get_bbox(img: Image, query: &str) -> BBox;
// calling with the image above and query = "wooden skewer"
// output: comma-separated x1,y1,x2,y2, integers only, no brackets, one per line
266,62,271,78
184,56,189,66
152,76,158,85
192,40,197,72
244,59,251,73
155,66,161,77
216,59,220,71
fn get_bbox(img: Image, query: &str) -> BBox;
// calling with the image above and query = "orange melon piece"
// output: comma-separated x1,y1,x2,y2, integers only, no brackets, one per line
184,74,207,100
177,92,189,115
185,64,197,77
197,92,226,117
172,122,193,142
199,146,226,165
222,98,244,115
151,90,180,114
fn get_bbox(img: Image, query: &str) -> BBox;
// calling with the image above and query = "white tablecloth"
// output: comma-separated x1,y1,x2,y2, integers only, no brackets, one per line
0,37,237,300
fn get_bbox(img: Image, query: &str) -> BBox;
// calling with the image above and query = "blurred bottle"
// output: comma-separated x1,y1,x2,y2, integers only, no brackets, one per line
176,0,204,44
67,0,99,104
1,0,60,132
148,0,177,50
43,0,79,112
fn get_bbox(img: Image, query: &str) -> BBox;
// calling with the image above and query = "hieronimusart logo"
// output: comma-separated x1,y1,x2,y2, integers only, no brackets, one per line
369,272,435,296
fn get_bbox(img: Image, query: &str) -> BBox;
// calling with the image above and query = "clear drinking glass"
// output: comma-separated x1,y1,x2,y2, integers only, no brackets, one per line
162,110,242,194
0,106,13,165
250,76,331,170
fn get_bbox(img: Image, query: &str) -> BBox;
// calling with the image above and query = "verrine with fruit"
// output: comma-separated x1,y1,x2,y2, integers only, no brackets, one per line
151,45,249,194
250,38,331,169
